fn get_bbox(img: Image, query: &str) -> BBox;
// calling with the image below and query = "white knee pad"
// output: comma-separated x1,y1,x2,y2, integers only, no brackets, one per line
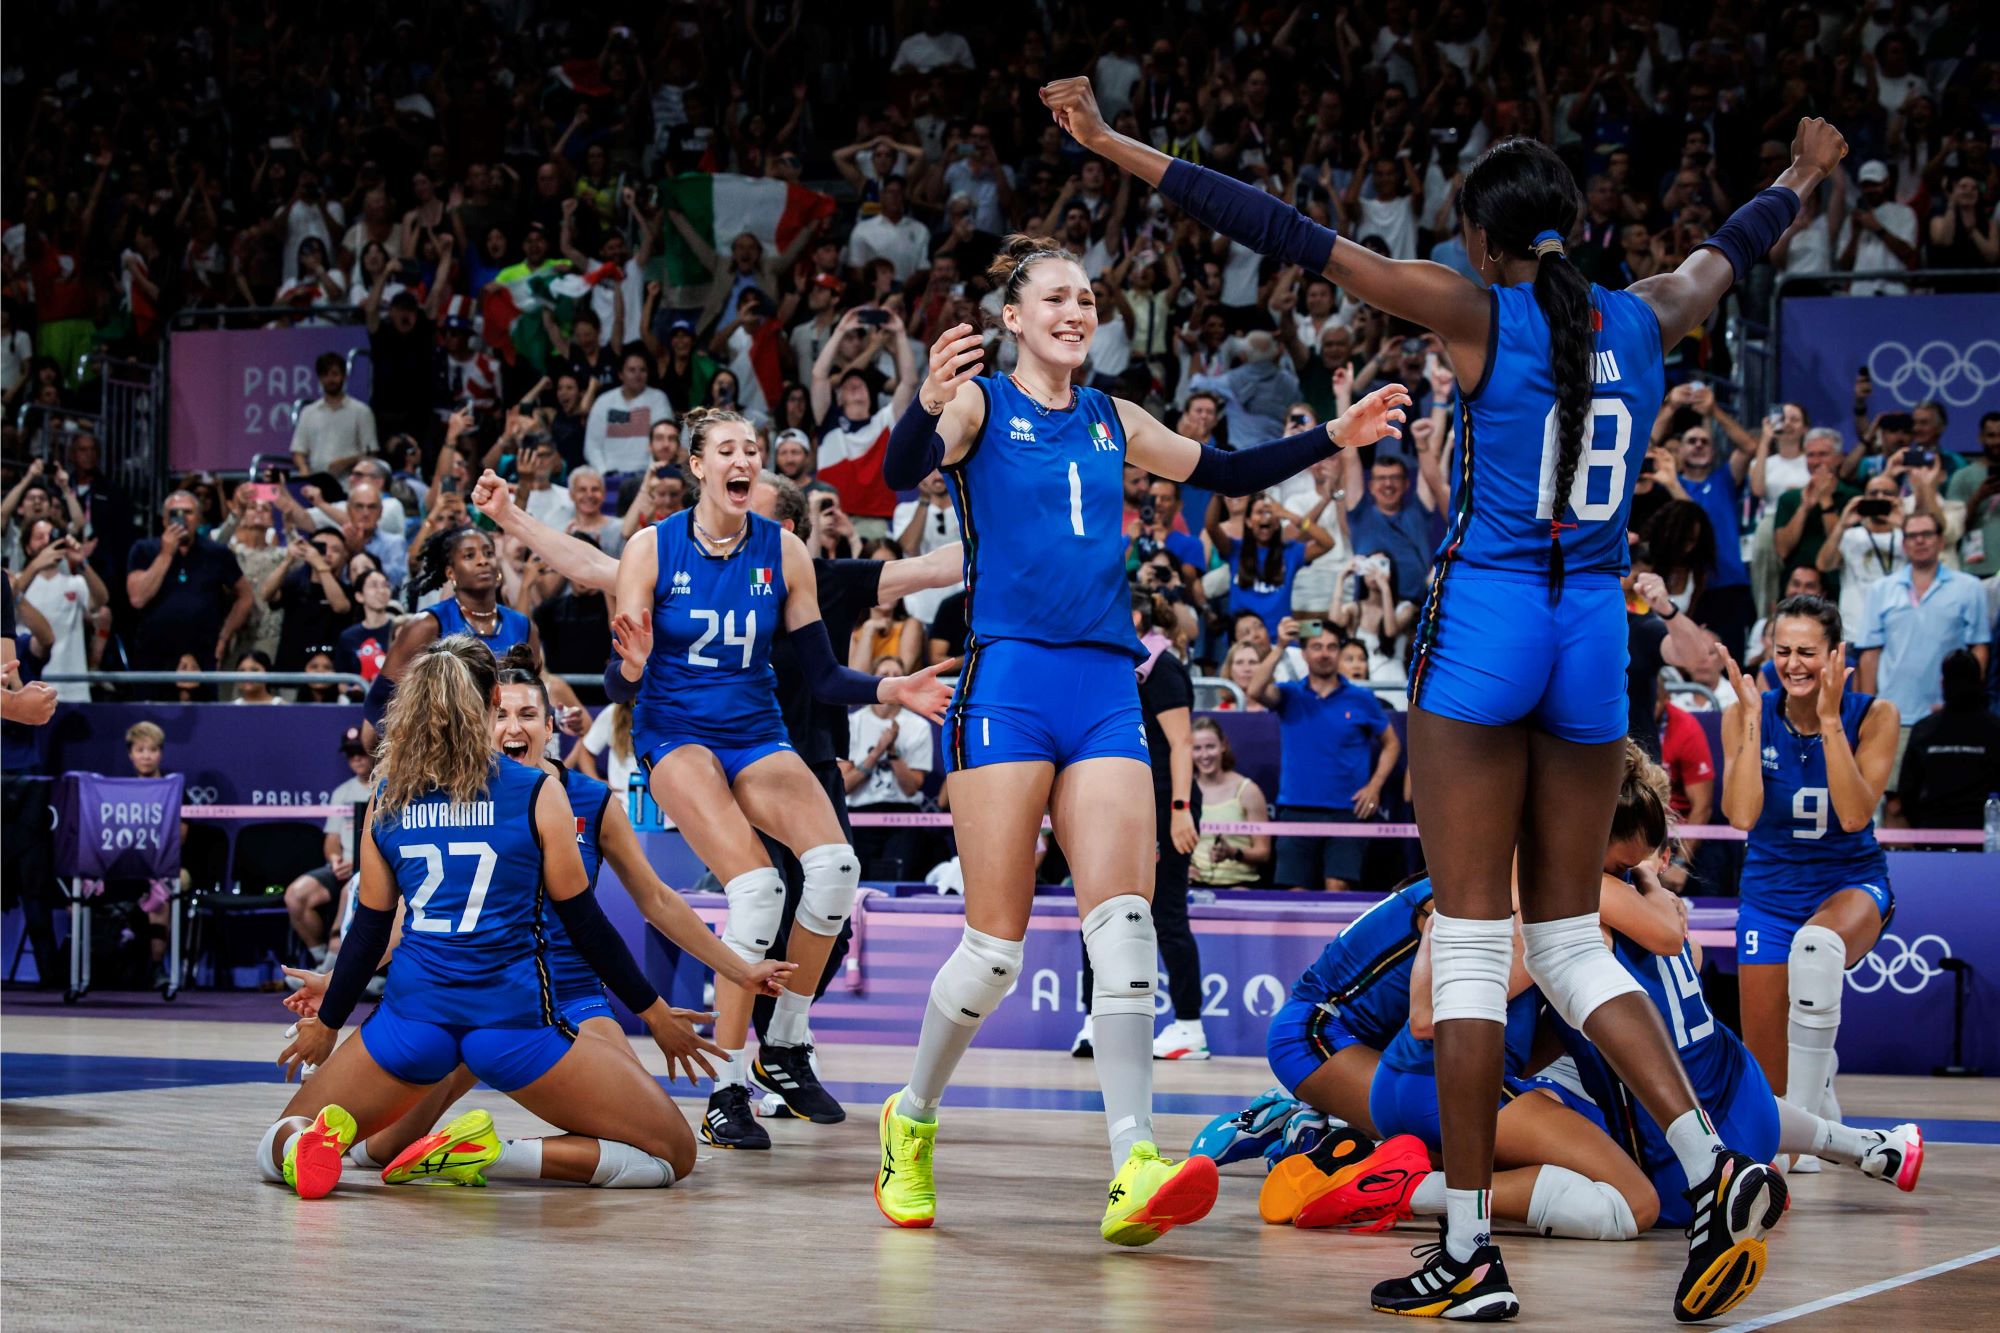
1526,1163,1640,1241
1429,912,1514,1025
797,843,861,937
1083,894,1158,1019
930,926,1025,1028
1521,913,1644,1031
589,1139,676,1188
720,867,786,965
1788,924,1845,1031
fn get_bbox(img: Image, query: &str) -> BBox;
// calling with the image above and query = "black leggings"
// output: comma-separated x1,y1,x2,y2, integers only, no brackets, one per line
1081,786,1204,1021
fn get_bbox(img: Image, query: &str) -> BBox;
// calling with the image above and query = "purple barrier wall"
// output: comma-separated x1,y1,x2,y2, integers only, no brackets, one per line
39,703,365,805
169,326,375,474
601,845,1995,1078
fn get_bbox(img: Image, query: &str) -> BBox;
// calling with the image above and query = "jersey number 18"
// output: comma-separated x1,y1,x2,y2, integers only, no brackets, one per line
1535,400,1633,523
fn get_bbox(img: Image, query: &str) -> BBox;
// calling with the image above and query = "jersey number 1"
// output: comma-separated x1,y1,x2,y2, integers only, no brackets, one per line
1535,399,1632,523
1067,461,1086,537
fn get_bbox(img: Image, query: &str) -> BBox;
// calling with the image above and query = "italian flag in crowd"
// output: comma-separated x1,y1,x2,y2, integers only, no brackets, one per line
479,259,624,372
659,172,836,289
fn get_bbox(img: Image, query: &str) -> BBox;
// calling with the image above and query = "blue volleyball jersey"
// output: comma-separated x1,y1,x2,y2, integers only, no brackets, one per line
430,597,533,655
542,765,612,1000
635,511,788,746
1742,687,1888,903
1379,987,1541,1079
946,376,1141,659
1440,283,1665,579
370,759,555,1028
1291,877,1434,1047
1559,932,1751,1176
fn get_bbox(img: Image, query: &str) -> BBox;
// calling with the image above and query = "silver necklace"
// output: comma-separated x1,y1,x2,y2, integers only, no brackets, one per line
1009,372,1074,416
693,514,745,554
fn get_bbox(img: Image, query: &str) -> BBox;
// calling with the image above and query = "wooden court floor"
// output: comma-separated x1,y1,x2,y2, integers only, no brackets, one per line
3,1013,1997,1331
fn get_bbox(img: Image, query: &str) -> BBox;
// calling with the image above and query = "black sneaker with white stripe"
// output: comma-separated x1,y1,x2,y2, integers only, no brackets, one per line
1370,1221,1519,1321
751,1043,847,1124
700,1084,772,1150
1674,1150,1787,1322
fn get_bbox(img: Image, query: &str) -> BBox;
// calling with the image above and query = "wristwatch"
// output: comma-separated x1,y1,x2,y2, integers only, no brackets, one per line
1171,798,1189,812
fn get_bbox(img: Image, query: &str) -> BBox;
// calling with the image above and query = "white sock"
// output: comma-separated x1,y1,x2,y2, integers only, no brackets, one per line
768,989,812,1047
1409,1172,1445,1215
715,1048,748,1089
1525,1164,1640,1241
485,1137,544,1180
257,1119,298,1183
348,1140,385,1170
589,1139,675,1188
1093,1011,1155,1168
1443,1187,1492,1263
1774,1098,1879,1166
1665,1107,1727,1185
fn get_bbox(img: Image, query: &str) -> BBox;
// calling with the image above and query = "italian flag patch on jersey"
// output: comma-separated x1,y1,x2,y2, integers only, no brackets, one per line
752,567,773,586
1089,420,1114,450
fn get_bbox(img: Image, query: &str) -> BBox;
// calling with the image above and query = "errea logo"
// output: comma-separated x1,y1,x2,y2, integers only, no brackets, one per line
1761,744,1779,771
671,570,692,595
1008,415,1035,442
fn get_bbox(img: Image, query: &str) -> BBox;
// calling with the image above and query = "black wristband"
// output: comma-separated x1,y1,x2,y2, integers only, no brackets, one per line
1658,604,1679,622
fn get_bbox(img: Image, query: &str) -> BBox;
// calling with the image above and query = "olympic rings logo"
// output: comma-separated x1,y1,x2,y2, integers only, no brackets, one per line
1845,931,1951,996
1866,339,2000,409
185,786,220,805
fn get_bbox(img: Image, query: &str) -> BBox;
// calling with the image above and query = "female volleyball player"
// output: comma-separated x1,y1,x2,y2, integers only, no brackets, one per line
1719,595,1898,1146
1301,747,1921,1248
607,408,954,1149
1042,75,1847,1315
304,646,797,1182
260,636,724,1199
872,232,1406,1245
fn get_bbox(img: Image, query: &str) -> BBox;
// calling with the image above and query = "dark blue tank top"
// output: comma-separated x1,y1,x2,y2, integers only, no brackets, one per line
1443,283,1665,579
1291,877,1434,1048
369,758,554,1027
946,375,1140,659
1743,687,1888,894
430,597,532,654
542,765,612,1000
635,510,788,746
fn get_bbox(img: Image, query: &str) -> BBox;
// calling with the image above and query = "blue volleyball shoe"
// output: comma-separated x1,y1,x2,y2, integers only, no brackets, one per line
1189,1087,1297,1166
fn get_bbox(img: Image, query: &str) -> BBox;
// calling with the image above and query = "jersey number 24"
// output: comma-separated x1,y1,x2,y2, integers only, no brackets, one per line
1535,400,1633,523
688,609,756,668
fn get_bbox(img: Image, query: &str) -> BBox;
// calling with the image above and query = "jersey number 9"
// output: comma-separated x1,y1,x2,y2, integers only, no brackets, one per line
1792,786,1828,840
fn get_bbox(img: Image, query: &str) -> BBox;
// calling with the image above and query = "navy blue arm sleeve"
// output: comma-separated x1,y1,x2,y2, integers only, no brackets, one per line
316,902,392,1030
793,618,887,706
604,657,640,703
1158,159,1339,273
1185,427,1342,498
550,886,661,1017
362,671,394,734
882,400,946,491
1696,186,1801,283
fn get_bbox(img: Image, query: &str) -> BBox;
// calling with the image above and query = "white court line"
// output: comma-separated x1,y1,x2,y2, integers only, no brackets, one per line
1719,1244,2000,1331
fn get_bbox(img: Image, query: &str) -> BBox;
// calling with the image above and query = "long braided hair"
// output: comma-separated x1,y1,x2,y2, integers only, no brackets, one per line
406,524,488,605
1458,138,1592,597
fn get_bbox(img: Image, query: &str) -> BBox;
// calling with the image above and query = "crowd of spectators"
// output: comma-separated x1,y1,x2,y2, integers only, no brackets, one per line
5,0,2000,894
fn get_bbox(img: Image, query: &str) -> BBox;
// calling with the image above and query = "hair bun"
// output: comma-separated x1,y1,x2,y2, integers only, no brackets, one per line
499,642,542,675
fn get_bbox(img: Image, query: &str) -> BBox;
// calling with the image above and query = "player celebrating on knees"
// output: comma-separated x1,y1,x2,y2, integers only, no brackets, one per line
608,407,953,1148
1719,595,1898,1159
1039,74,1848,1317
871,226,1407,1244
308,645,797,1183
260,636,723,1198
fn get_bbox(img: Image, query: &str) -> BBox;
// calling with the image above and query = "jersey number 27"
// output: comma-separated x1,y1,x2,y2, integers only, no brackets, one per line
1535,400,1633,523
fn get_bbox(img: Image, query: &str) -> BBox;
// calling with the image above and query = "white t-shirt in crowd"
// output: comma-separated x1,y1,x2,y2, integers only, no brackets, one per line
290,395,379,473
1835,201,1919,295
1357,194,1418,260
21,570,92,702
582,708,654,825
585,386,674,476
324,774,374,863
1220,240,1263,306
524,484,576,531
847,705,934,807
1780,215,1833,276
890,30,974,74
1762,451,1812,502
1833,523,1907,631
1087,312,1132,382
846,213,933,283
